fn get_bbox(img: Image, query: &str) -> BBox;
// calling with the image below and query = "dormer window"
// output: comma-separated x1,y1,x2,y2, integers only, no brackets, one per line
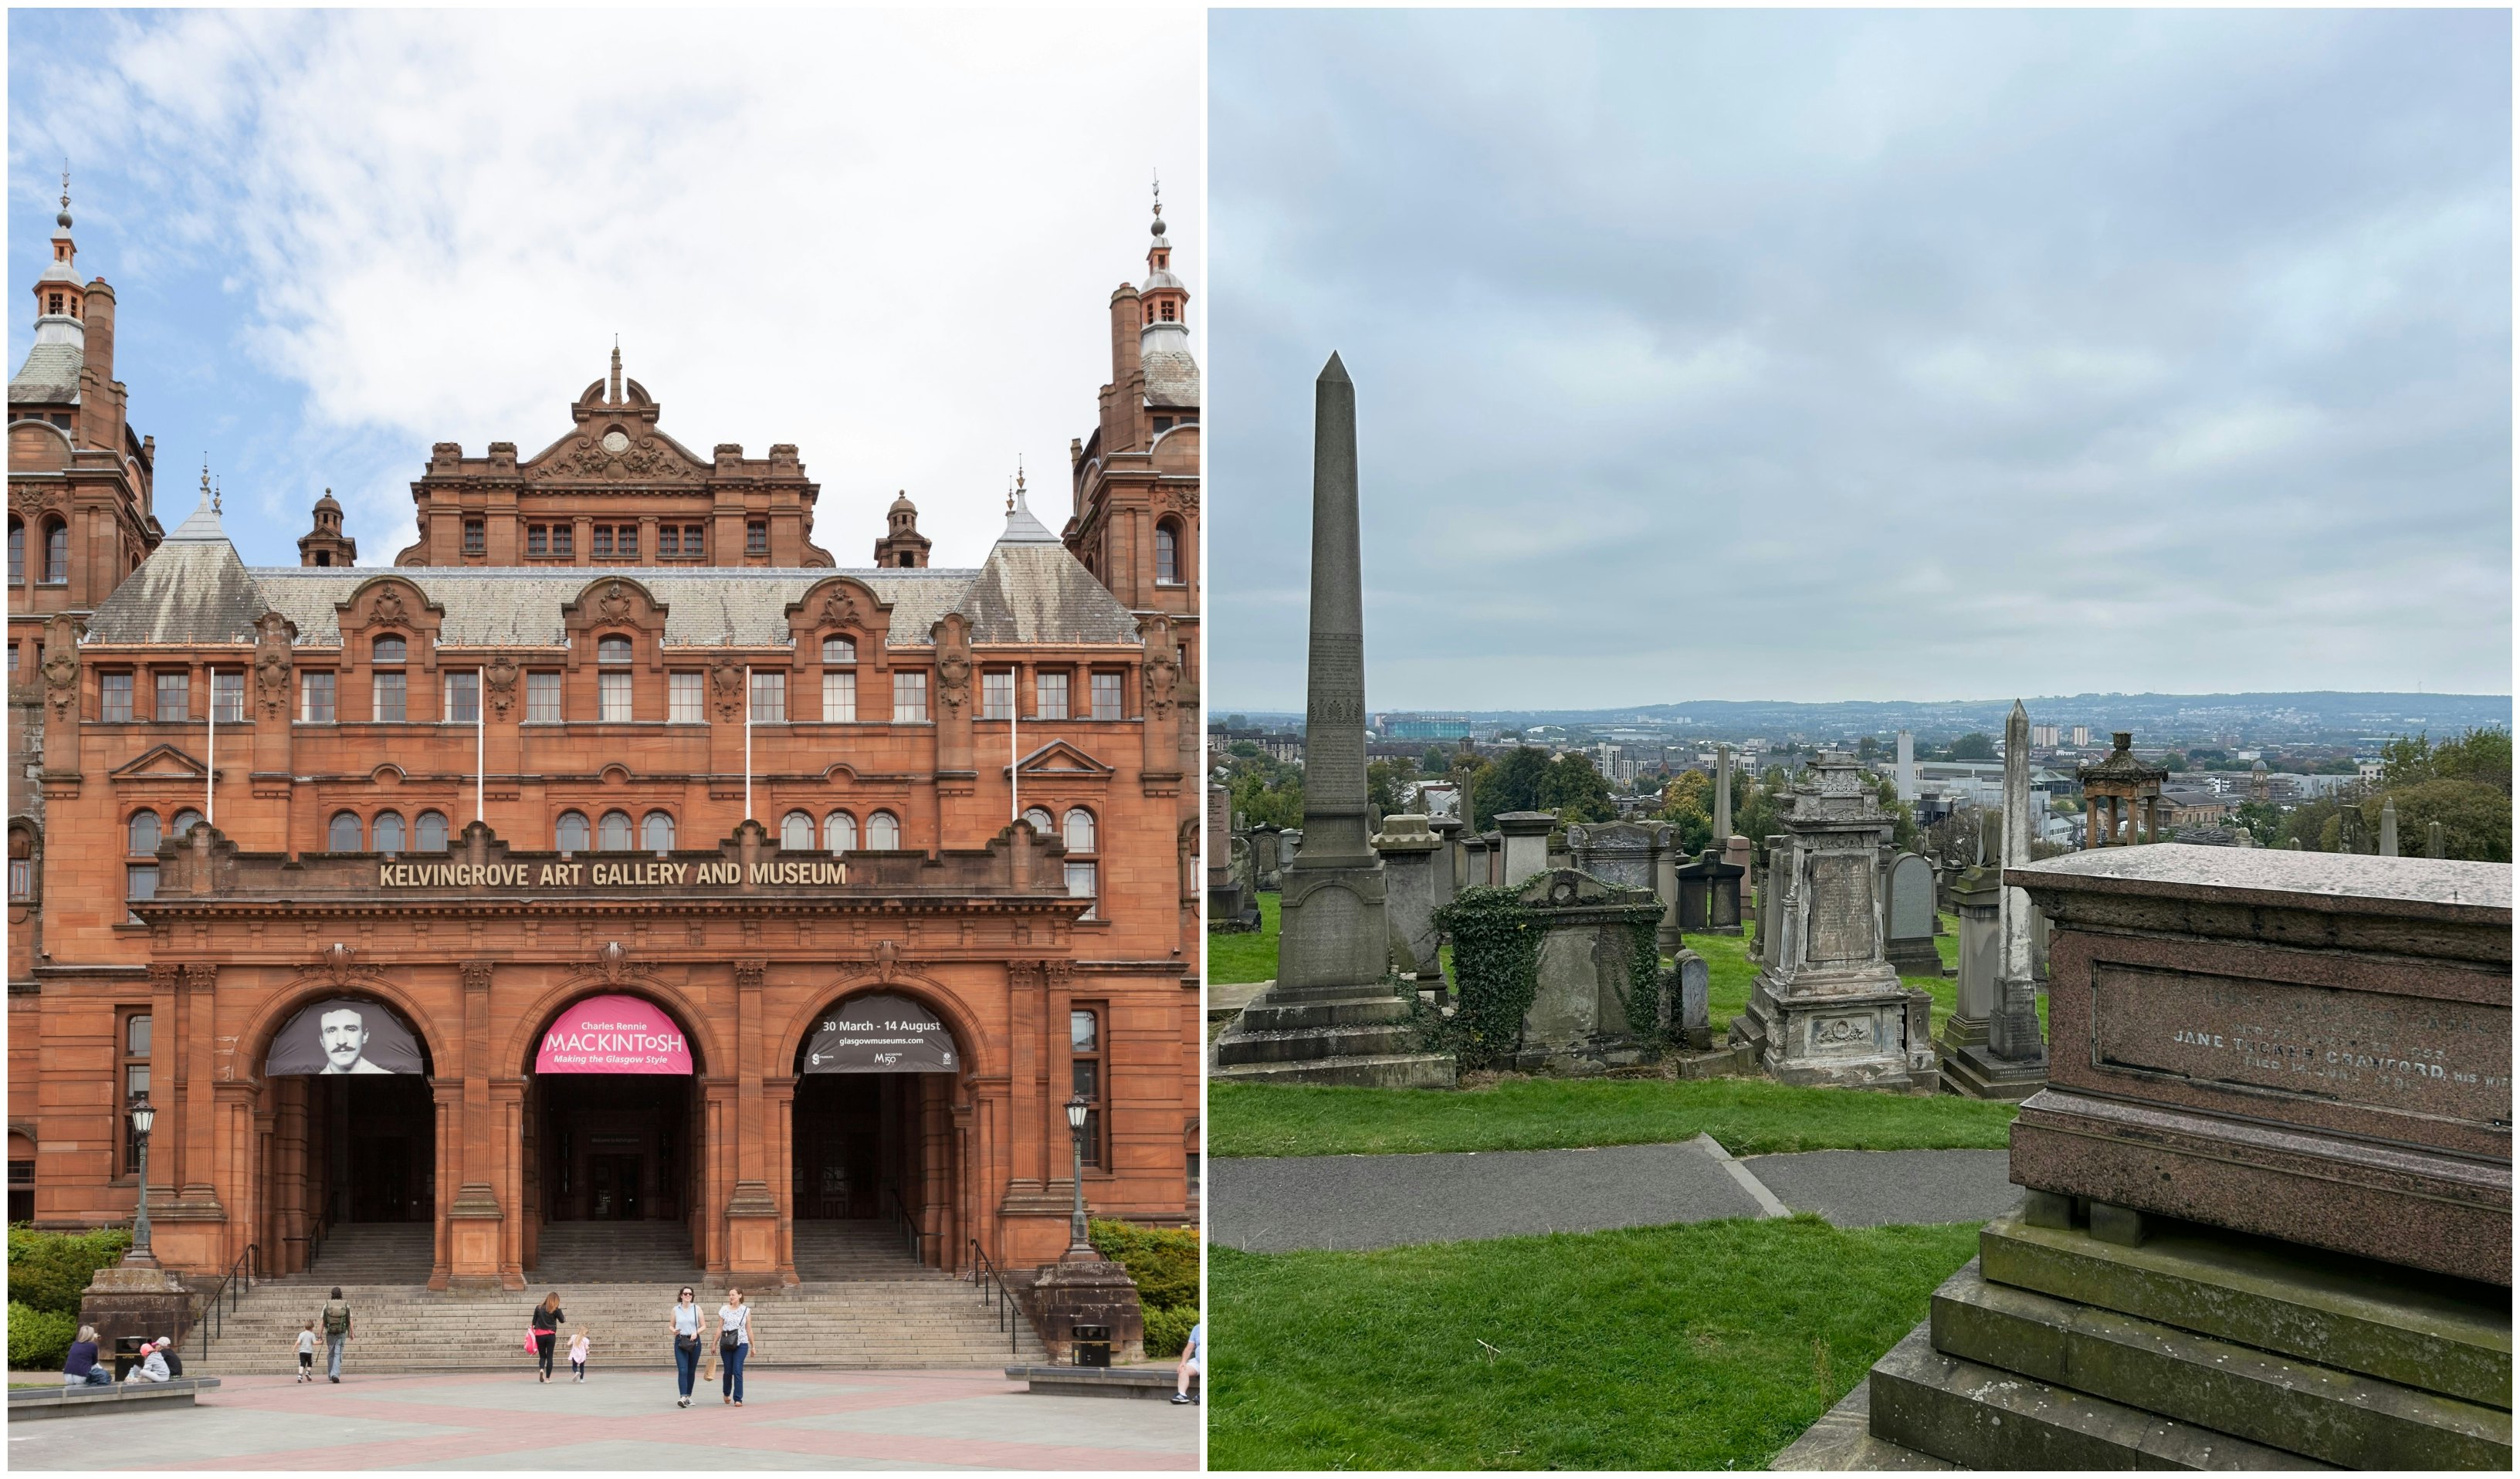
821,637,855,664
373,636,406,665
598,636,632,665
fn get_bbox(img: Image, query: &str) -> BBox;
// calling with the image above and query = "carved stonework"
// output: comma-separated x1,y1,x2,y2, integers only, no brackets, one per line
483,655,520,718
1153,487,1201,517
252,611,294,719
932,614,972,719
595,939,632,984
733,959,767,991
9,484,57,519
39,615,80,722
460,961,494,993
710,658,747,722
1138,615,1181,719
816,587,864,630
320,943,359,987
371,584,410,628
533,434,699,486
594,580,634,624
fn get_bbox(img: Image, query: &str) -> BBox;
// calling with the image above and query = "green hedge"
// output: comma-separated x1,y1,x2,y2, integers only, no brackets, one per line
8,1226,132,1315
1434,885,1541,1069
1089,1218,1198,1358
9,1301,79,1372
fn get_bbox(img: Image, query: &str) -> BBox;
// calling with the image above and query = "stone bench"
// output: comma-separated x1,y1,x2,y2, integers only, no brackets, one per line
1004,1364,1189,1400
8,1377,222,1420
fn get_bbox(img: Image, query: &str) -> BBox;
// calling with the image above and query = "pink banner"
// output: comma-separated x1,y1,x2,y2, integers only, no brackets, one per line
534,993,693,1075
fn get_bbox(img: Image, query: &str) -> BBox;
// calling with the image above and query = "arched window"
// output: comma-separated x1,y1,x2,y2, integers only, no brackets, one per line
169,809,204,843
1063,807,1096,855
7,518,22,584
821,636,855,663
822,811,856,853
866,811,900,851
416,811,449,851
42,520,67,584
1023,807,1055,836
373,811,406,853
328,811,362,851
598,636,632,665
1155,521,1180,584
555,810,589,852
127,811,161,855
372,635,406,665
598,810,633,851
642,811,675,851
781,810,815,851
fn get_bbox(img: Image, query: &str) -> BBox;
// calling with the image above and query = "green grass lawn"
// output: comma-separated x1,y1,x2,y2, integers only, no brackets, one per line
1208,892,1282,984
1209,1075,2017,1158
1211,1216,1981,1471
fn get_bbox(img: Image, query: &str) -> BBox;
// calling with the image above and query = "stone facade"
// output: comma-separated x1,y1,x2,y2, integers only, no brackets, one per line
1729,753,1937,1092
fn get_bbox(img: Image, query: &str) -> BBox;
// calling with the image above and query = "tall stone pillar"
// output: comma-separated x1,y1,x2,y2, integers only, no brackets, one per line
726,959,780,1279
1713,744,1734,845
1990,701,2048,1067
1371,814,1444,978
1495,811,1556,886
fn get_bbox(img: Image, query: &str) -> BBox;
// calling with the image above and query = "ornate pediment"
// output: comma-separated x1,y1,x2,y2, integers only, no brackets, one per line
110,743,210,782
523,425,706,486
1008,740,1113,780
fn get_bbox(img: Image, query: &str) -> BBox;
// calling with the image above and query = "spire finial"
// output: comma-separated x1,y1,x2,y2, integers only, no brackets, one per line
1150,169,1165,238
1015,456,1025,502
57,160,73,229
608,337,622,405
213,475,222,516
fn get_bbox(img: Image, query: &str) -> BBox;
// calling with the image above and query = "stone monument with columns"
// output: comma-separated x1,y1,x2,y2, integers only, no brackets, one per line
1934,702,2048,1099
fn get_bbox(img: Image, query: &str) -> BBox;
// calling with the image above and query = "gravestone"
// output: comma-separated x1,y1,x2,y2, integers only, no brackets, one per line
1507,868,1664,1075
1211,356,1454,1090
1728,753,1937,1091
1674,849,1745,934
1855,846,2512,1470
1569,821,1679,952
1248,824,1284,892
1207,783,1259,932
1883,852,1942,976
1461,833,1492,892
1427,815,1465,909
1666,946,1712,1050
1371,814,1445,977
1932,864,2042,1100
1495,811,1556,886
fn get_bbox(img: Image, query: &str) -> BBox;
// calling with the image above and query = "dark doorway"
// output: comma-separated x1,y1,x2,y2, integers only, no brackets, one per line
794,1075,890,1220
316,1073,433,1223
535,1072,693,1223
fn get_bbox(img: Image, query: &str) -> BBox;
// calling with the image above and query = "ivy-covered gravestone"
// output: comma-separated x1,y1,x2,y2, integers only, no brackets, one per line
1511,868,1665,1075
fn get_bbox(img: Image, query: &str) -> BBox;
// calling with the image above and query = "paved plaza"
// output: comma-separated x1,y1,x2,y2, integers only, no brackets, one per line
6,1368,1198,1471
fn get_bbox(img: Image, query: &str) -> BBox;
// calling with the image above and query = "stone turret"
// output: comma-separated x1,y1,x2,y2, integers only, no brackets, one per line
872,491,930,568
298,489,357,567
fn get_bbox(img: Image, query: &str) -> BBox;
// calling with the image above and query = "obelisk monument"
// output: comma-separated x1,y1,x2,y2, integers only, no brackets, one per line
1989,700,2048,1064
1275,353,1389,989
1712,743,1733,847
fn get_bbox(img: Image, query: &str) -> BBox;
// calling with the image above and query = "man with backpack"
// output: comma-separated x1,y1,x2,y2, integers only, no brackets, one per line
320,1288,353,1383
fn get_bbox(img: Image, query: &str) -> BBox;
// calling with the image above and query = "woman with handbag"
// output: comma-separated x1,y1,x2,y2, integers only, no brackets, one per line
530,1291,566,1384
669,1286,703,1408
715,1287,754,1406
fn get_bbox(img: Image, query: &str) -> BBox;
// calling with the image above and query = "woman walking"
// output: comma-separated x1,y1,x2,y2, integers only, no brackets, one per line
530,1292,566,1384
716,1288,753,1406
669,1287,703,1407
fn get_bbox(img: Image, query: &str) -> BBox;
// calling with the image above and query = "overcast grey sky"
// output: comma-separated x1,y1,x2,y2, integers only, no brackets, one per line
1208,8,2512,712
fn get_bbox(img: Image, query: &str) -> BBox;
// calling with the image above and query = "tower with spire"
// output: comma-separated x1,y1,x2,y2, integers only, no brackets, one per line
872,491,931,568
296,488,357,567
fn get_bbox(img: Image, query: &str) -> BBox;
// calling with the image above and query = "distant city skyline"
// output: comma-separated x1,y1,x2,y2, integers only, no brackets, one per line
1211,10,2512,709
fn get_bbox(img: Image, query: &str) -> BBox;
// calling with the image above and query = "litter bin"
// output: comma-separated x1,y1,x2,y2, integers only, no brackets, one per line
1070,1323,1112,1368
111,1335,147,1381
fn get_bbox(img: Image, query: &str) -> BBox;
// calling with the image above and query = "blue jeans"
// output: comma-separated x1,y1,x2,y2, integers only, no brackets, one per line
326,1332,346,1379
720,1342,747,1402
673,1339,699,1398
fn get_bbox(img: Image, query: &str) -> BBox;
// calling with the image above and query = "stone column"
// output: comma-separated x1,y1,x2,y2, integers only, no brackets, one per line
1990,701,2047,1064
1495,811,1555,886
448,961,503,1288
2379,796,2399,858
725,959,780,1278
1713,744,1734,844
1372,814,1445,979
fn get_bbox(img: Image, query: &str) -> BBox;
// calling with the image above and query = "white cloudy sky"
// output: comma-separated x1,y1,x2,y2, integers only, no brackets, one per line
8,8,1199,568
1209,8,2512,710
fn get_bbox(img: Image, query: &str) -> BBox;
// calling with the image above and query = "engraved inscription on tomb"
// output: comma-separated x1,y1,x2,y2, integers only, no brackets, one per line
1806,854,1876,962
2092,963,2512,1130
1810,1013,1877,1055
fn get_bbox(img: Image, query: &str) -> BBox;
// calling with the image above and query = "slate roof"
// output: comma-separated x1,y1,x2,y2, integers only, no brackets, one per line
84,499,1143,652
8,341,82,404
1143,348,1200,409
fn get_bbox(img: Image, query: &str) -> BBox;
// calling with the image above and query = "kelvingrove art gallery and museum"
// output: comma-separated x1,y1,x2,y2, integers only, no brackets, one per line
4,187,1202,1346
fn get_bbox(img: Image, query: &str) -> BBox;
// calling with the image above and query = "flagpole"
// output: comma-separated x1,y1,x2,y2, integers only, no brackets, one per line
476,668,486,824
1010,668,1020,824
205,668,215,827
744,668,754,825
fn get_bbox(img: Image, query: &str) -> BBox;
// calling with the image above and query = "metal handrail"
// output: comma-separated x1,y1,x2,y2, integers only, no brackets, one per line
192,1242,260,1359
966,1237,1019,1356
886,1186,936,1266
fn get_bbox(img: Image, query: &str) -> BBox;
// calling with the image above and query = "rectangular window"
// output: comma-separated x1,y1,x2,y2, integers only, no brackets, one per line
462,519,485,556
526,672,561,723
154,671,190,723
445,671,480,724
981,670,1014,722
101,672,134,723
126,863,158,902
685,524,705,557
1035,672,1069,720
750,670,786,723
670,671,705,723
373,671,407,723
212,670,245,724
1069,1007,1104,1169
551,525,574,557
599,671,633,723
8,858,31,900
120,1012,151,1178
591,525,614,557
1091,672,1123,721
615,524,638,559
1066,861,1099,922
657,525,678,557
746,521,768,556
821,670,855,723
528,524,549,557
300,672,335,723
892,671,928,723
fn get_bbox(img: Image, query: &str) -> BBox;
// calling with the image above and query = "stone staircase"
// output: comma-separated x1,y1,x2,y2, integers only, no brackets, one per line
194,1220,1042,1374
1211,978,1458,1088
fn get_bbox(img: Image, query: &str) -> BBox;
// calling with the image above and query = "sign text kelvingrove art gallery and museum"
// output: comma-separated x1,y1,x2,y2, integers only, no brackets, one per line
5,186,1205,1308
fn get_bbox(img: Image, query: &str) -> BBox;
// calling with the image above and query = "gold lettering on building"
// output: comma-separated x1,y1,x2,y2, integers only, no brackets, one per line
379,858,844,892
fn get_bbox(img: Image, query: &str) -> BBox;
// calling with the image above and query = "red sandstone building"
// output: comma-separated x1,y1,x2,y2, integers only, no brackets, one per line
6,185,1201,1292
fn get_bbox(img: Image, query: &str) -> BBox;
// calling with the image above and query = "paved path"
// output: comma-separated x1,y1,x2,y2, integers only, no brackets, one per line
5,1369,1197,1471
1212,1141,2018,1253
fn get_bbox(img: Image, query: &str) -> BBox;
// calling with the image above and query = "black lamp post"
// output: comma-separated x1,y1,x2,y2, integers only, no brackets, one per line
1064,1093,1092,1256
124,1093,157,1267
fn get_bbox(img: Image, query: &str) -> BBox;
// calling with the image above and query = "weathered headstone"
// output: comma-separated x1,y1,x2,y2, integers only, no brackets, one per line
1212,355,1453,1089
1462,832,1492,891
1248,824,1284,892
1669,946,1711,1050
1883,851,1942,976
1729,753,1937,1091
1372,814,1444,977
1206,783,1259,932
1858,846,2512,1470
1507,868,1663,1074
1570,821,1678,952
1495,811,1556,886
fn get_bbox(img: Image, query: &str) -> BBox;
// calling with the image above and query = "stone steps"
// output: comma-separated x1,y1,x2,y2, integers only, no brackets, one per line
1209,1051,1458,1089
1213,1020,1421,1064
1235,995,1413,1032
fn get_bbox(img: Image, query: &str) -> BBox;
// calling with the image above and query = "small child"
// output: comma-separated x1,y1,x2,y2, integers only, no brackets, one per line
296,1321,318,1383
567,1327,591,1383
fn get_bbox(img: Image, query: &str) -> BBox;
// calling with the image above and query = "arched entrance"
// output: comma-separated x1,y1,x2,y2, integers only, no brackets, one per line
520,992,703,1278
790,990,967,1274
256,993,438,1276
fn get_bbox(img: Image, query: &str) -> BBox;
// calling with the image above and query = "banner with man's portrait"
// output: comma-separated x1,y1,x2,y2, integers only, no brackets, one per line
266,998,427,1075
